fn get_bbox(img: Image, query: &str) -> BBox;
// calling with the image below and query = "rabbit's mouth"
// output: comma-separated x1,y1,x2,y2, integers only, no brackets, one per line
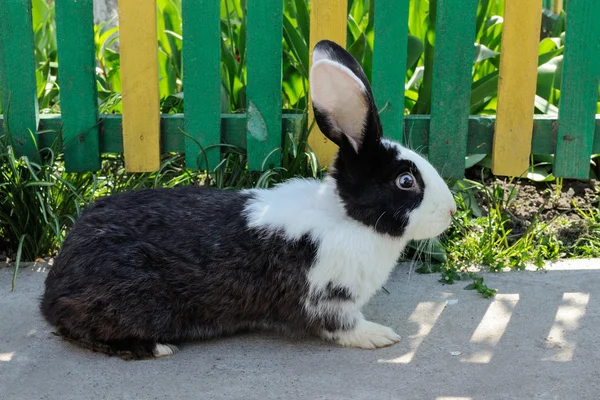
404,209,454,241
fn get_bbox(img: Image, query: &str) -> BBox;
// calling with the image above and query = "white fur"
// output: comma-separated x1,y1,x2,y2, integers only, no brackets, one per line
153,343,178,358
312,47,331,64
323,318,401,349
381,139,457,240
310,59,368,153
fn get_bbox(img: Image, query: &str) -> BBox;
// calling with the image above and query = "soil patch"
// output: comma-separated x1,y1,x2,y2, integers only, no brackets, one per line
466,167,599,245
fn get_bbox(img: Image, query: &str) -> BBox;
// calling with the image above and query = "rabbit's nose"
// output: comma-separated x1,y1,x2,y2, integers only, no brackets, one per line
449,209,456,216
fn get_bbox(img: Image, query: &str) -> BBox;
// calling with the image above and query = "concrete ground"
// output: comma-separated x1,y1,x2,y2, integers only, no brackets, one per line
1,260,599,400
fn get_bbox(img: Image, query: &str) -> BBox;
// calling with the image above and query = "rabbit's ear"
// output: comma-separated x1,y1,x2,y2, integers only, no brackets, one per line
310,40,381,154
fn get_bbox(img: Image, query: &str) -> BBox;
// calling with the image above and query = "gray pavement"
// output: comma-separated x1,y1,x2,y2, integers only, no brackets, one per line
1,259,599,400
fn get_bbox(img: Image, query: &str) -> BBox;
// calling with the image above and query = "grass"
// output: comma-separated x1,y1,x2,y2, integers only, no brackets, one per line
0,133,91,263
429,174,599,297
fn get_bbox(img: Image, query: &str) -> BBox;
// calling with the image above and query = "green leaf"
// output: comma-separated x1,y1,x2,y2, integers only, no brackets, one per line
465,153,488,169
348,33,367,64
551,12,566,38
534,94,559,116
428,238,448,263
408,0,430,41
347,14,363,42
406,35,424,70
23,181,54,188
527,165,555,182
475,0,491,38
533,154,555,163
220,36,239,95
247,101,268,142
294,0,309,42
411,0,436,114
283,14,308,77
220,83,230,113
538,37,561,55
481,15,503,49
470,72,499,112
157,48,177,99
12,234,27,291
97,26,119,59
31,0,49,29
362,26,374,81
473,43,499,63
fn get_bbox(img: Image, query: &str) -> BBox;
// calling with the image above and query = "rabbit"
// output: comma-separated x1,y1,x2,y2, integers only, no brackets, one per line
40,39,457,360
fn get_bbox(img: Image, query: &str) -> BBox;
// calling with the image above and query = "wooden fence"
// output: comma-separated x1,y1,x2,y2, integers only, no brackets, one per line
0,0,599,179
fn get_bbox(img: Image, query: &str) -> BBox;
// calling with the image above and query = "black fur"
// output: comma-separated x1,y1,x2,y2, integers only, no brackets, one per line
41,187,345,359
324,282,353,301
308,282,353,305
332,144,426,237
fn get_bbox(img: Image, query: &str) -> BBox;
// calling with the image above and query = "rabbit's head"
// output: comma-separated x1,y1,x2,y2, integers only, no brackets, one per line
310,40,456,240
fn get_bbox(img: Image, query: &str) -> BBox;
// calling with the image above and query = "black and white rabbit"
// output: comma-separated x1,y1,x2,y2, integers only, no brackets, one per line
40,40,457,360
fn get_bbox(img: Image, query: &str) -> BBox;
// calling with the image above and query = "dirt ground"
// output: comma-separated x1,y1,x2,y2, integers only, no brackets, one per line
465,166,599,245
493,179,598,222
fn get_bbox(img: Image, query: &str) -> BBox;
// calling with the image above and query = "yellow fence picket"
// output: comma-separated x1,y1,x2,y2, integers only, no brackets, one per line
492,0,543,177
553,0,564,14
307,0,348,169
118,0,161,172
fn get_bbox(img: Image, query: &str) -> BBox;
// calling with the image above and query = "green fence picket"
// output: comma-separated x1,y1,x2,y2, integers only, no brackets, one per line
428,0,479,178
0,0,39,160
182,0,221,171
246,0,283,170
553,1,600,179
55,0,100,171
372,0,410,142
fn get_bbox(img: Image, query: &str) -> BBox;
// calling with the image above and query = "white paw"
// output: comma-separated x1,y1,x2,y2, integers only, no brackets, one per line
153,343,179,358
335,320,401,349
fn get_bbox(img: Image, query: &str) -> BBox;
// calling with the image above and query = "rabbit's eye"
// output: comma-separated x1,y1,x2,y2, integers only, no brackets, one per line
396,173,415,190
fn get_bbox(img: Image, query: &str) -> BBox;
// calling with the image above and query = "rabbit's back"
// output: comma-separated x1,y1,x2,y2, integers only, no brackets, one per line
41,186,320,346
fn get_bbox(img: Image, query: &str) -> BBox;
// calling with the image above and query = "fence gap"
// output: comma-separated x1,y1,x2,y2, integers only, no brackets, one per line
0,0,39,160
118,0,161,172
246,0,283,171
428,0,479,179
182,0,221,171
372,0,410,143
307,0,348,169
492,0,543,177
553,1,600,179
55,0,100,172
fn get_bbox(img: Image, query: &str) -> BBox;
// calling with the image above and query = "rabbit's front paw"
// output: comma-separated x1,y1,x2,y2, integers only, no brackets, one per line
334,319,401,349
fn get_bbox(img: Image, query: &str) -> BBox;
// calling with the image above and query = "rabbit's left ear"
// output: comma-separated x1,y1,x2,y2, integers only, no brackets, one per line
309,40,381,154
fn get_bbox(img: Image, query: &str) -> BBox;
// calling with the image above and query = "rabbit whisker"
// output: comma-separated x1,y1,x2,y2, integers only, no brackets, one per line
407,239,426,286
374,211,387,232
